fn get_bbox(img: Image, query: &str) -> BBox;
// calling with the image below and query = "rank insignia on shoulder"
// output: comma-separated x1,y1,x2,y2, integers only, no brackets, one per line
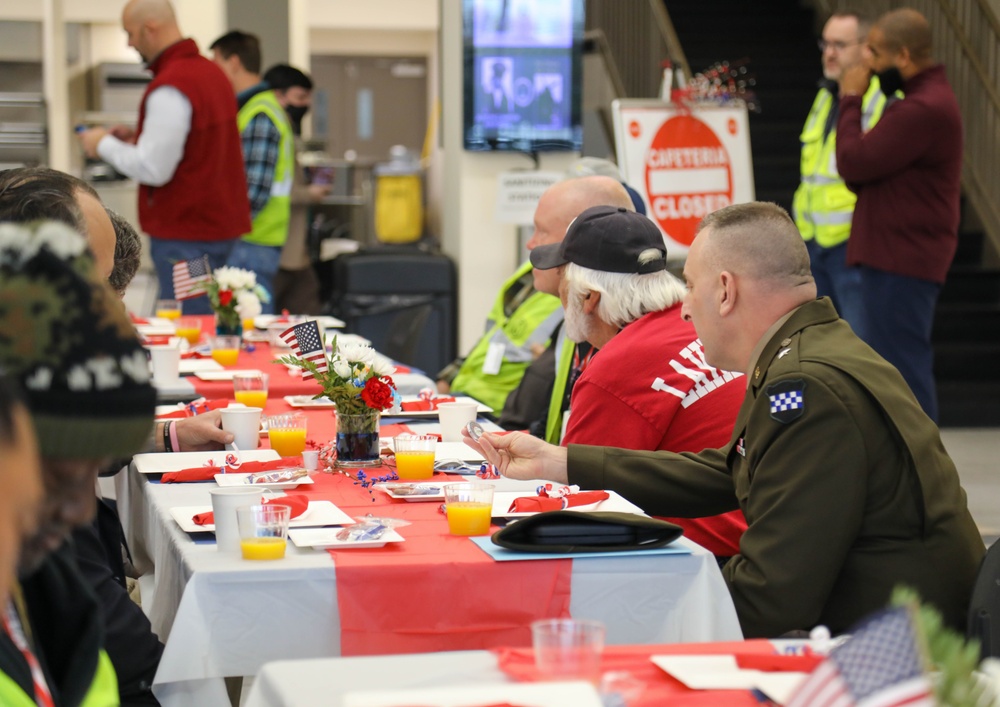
736,437,746,457
767,379,806,424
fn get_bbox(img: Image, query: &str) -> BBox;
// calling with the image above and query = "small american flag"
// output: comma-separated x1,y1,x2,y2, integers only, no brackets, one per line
279,320,328,380
785,606,933,707
172,256,212,300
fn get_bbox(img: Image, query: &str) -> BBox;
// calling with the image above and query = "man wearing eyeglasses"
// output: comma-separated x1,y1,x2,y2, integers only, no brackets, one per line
792,10,889,338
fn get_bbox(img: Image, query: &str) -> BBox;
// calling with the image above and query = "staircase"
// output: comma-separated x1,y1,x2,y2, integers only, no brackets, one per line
664,0,819,212
935,218,1000,427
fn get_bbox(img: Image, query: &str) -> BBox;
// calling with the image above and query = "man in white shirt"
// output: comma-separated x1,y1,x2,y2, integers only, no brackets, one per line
78,0,251,314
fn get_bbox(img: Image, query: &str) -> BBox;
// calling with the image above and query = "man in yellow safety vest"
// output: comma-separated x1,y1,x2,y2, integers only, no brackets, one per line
792,10,890,337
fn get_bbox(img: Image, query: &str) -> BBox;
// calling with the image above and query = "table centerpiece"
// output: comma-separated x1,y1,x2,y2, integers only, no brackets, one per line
280,334,398,467
206,266,268,336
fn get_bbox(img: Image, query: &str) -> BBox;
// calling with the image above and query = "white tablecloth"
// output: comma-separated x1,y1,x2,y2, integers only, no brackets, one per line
116,428,742,707
245,651,506,707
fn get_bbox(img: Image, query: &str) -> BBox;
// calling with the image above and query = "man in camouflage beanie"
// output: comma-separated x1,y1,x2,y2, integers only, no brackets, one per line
0,219,155,566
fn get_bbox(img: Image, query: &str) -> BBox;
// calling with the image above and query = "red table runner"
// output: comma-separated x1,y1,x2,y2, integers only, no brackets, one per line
291,472,573,656
494,641,780,706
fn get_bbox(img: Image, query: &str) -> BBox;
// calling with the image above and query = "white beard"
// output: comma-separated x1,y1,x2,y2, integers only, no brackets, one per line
563,295,594,345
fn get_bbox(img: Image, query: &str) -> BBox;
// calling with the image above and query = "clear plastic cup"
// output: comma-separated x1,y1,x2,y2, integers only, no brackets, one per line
268,413,308,457
531,618,606,684
444,482,494,535
176,316,202,346
237,504,291,560
211,335,241,366
233,372,268,409
394,434,437,480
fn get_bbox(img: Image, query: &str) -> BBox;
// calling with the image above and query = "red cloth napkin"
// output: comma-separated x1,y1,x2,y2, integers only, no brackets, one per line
507,490,610,513
160,457,302,483
130,315,149,325
155,399,230,419
734,653,823,672
400,396,456,412
180,350,210,359
192,493,310,525
392,364,412,374
142,335,172,346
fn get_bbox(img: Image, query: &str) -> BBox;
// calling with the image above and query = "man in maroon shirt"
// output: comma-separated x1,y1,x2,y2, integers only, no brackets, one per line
835,8,962,421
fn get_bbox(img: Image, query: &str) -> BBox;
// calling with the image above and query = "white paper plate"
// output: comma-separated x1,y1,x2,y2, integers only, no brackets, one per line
376,483,446,502
383,395,492,418
490,489,646,519
288,527,405,549
178,359,223,374
283,395,336,408
133,449,280,474
325,332,371,348
193,369,264,381
253,314,345,330
342,681,603,707
169,500,353,533
136,319,176,336
214,472,315,490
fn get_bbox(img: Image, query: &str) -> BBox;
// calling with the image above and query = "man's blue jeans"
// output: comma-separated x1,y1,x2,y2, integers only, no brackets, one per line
150,238,236,315
857,265,942,422
226,241,282,314
806,239,865,340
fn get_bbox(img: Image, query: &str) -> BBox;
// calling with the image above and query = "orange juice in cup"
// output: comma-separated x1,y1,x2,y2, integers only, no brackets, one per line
240,537,287,560
237,505,290,560
394,434,436,480
211,335,241,366
155,299,181,320
267,413,307,457
233,372,268,408
444,483,494,535
176,317,202,346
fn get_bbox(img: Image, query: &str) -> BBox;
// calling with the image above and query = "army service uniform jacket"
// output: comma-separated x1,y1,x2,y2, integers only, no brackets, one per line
568,298,983,638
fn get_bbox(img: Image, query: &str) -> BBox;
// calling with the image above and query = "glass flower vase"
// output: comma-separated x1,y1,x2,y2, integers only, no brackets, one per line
335,410,381,468
214,311,242,337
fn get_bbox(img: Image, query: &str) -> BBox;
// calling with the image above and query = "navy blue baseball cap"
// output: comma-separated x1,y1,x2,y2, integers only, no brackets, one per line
530,205,667,274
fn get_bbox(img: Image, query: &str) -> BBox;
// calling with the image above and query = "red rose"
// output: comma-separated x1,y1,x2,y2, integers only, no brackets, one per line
360,378,394,410
218,290,233,306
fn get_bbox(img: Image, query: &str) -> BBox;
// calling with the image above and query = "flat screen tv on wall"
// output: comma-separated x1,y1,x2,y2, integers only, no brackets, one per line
463,0,585,153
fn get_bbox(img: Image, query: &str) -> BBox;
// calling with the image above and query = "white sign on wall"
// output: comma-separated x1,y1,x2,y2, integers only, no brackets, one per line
612,99,755,257
494,171,563,225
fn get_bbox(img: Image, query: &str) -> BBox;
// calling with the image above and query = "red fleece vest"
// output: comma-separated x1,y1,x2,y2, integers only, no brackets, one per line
137,39,251,242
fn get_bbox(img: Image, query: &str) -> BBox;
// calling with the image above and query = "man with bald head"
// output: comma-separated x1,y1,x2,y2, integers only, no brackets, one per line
468,202,983,638
835,8,961,422
78,0,251,314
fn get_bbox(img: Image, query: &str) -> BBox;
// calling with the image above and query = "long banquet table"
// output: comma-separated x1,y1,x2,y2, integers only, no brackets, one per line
119,337,743,706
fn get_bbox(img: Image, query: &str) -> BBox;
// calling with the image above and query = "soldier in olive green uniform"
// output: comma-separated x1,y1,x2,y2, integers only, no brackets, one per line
569,297,982,637
468,202,984,639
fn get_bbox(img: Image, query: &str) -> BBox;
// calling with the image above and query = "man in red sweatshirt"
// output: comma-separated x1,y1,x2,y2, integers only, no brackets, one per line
835,8,962,422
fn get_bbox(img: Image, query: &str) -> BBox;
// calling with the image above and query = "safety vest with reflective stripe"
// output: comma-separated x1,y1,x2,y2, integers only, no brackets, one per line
237,89,294,247
545,326,575,445
792,80,887,248
451,262,563,412
0,650,118,707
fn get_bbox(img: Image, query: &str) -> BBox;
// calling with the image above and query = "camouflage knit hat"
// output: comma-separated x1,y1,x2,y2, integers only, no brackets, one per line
0,220,156,458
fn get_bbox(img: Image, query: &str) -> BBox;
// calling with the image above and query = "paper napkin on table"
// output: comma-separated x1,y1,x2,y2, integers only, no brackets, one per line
161,457,302,483
192,493,310,525
507,490,610,513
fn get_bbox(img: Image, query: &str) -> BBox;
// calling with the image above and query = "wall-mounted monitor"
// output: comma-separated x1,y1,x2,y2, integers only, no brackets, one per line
463,0,585,153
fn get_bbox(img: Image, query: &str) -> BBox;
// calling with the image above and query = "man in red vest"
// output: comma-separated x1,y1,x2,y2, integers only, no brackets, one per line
79,0,251,315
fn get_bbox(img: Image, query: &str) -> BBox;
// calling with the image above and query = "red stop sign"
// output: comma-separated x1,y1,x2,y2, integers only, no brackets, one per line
644,115,733,246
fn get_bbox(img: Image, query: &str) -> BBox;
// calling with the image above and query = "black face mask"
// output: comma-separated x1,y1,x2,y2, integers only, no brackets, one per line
284,105,309,135
876,66,904,96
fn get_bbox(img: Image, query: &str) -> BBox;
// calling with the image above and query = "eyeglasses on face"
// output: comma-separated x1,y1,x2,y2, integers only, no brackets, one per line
818,39,861,52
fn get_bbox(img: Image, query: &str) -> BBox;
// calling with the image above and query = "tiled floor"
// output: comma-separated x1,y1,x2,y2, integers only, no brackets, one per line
941,428,1000,545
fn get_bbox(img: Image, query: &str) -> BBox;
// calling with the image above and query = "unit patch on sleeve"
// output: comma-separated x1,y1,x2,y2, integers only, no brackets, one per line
766,379,806,424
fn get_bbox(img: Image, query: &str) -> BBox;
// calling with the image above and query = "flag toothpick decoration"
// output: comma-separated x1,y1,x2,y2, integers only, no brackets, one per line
172,255,212,300
786,606,933,707
279,320,329,380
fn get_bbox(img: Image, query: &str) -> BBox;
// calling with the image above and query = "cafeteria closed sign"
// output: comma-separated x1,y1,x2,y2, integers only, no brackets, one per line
612,99,755,256
495,171,562,225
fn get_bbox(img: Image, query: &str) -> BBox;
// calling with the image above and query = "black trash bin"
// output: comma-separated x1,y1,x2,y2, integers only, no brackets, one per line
324,247,456,374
